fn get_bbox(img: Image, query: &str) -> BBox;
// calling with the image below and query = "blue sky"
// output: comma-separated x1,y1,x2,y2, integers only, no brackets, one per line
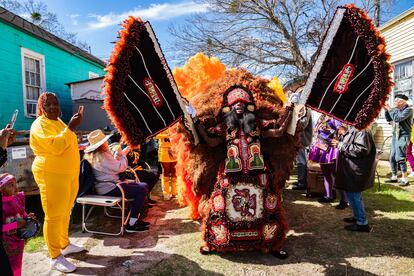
39,0,414,67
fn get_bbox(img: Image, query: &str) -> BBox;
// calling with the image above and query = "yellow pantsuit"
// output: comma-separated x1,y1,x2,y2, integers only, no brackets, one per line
155,130,177,198
30,116,80,259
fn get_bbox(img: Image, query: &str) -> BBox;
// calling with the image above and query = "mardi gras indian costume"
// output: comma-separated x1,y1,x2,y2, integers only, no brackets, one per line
195,85,295,256
168,55,300,257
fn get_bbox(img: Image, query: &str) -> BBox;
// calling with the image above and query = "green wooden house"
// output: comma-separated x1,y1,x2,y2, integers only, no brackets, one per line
0,7,106,130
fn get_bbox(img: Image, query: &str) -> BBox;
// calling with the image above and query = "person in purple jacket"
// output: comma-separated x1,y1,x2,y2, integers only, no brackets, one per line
309,115,348,207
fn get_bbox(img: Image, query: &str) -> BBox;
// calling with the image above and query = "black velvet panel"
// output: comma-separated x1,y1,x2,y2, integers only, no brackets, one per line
305,5,392,129
306,18,374,122
104,19,184,146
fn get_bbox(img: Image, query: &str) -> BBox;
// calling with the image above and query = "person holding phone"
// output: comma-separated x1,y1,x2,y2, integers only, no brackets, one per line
29,92,84,273
0,124,16,276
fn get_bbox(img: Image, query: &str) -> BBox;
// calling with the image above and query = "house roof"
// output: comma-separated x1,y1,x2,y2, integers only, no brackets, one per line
0,7,106,67
65,76,105,86
380,5,414,31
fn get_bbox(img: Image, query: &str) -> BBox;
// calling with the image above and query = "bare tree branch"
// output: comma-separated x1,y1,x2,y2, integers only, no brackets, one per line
169,0,395,79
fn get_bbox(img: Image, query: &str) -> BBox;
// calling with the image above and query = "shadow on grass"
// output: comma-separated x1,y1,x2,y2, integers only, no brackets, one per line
69,251,222,276
213,188,414,274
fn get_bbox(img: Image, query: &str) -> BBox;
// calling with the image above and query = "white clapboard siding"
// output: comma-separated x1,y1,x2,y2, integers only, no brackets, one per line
381,7,414,63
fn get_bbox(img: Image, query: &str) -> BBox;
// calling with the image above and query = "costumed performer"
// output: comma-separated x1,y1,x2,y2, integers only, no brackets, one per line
170,55,300,257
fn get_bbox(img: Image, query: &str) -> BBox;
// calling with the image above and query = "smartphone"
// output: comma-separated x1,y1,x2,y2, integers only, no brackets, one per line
78,105,84,115
9,109,18,129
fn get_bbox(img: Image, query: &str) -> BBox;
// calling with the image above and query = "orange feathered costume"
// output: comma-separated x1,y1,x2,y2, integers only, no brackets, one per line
170,53,300,253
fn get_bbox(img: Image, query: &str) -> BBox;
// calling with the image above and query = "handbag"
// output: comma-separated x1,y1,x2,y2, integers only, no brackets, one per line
17,218,41,240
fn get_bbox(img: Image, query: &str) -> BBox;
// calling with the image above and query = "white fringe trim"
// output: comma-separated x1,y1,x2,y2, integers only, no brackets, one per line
300,8,346,104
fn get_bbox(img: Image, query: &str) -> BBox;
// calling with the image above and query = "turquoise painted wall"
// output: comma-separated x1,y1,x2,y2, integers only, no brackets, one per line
0,21,105,130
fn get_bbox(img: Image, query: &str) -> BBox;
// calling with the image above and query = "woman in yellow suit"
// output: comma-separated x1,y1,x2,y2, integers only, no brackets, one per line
155,129,177,200
30,92,83,273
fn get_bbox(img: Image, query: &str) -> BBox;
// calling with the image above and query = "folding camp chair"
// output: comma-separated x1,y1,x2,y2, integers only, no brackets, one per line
76,159,139,236
374,135,392,191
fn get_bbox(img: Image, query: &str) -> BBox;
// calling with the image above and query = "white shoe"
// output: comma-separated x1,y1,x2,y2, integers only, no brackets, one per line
50,255,77,273
61,243,84,256
408,172,414,177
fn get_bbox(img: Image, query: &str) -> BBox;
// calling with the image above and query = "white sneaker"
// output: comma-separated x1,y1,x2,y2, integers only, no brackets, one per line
61,243,84,256
408,172,414,177
50,255,77,273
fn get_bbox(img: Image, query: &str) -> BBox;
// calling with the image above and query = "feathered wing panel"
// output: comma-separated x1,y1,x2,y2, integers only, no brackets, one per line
103,17,190,147
302,4,393,129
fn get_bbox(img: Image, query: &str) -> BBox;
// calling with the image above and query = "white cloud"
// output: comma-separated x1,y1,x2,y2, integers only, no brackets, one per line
68,14,80,26
87,1,210,30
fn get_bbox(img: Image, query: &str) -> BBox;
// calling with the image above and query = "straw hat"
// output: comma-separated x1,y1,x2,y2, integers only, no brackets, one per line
84,129,112,153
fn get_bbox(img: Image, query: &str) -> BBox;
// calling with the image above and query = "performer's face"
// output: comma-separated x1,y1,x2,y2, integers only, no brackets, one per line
43,95,60,120
232,102,246,114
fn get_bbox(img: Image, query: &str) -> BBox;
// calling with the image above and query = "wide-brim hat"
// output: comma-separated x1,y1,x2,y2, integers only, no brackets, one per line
84,129,112,153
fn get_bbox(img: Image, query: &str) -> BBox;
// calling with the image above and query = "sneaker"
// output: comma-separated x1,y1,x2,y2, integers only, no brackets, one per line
335,201,348,210
343,217,357,223
50,255,77,273
385,177,398,183
344,223,371,232
271,249,289,259
292,184,306,190
409,172,414,177
399,179,410,186
137,220,150,227
318,197,334,203
125,223,149,233
61,243,84,256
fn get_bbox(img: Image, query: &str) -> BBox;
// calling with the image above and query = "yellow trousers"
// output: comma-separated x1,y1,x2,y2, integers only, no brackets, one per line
33,169,78,259
161,176,177,198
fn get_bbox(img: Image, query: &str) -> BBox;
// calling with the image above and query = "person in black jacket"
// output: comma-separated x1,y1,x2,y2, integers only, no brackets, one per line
1,126,16,276
331,126,376,232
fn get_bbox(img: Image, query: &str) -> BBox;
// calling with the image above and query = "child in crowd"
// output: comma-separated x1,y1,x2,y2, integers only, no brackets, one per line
1,173,32,276
155,129,177,200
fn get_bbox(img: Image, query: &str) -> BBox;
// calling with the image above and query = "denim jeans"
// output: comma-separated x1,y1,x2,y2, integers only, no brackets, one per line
105,182,149,218
296,148,308,186
346,191,368,225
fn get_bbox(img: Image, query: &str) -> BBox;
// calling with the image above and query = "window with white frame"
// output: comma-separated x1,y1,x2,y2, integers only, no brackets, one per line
378,60,414,120
393,60,413,103
21,48,46,117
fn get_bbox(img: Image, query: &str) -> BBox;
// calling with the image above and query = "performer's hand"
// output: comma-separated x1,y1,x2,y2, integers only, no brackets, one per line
384,104,391,111
330,139,339,147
